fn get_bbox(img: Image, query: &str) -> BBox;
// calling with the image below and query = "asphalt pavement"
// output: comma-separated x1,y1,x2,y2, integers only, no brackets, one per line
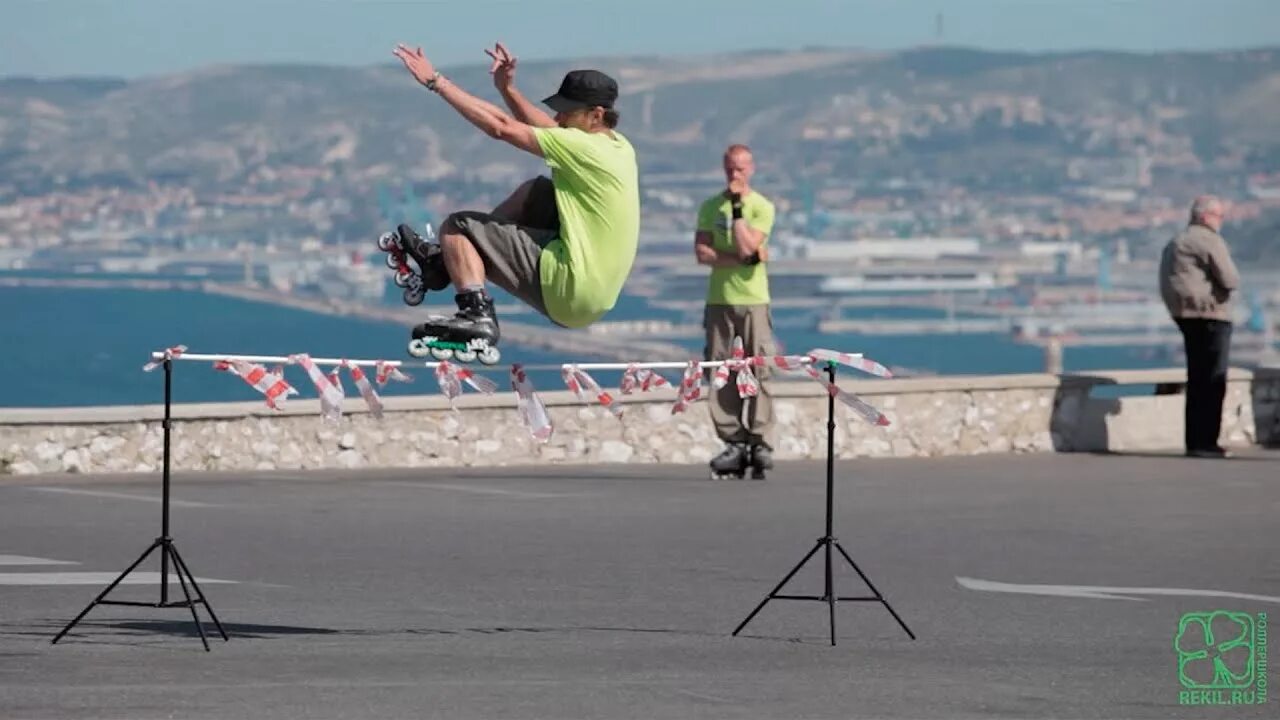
1,450,1277,719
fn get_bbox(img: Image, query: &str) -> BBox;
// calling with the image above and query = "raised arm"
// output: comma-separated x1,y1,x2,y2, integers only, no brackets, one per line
486,43,557,129
728,189,771,261
393,43,542,157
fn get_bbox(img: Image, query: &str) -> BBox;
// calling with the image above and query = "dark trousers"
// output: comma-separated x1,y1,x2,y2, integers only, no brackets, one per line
1175,318,1232,452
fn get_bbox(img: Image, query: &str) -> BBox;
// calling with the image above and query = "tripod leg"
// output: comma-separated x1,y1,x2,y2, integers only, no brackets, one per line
834,541,915,640
166,545,210,652
52,540,161,645
732,540,824,637
826,541,836,647
169,544,228,641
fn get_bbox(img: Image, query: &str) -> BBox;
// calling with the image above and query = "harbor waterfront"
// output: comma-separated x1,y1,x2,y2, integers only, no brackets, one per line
2,276,1272,410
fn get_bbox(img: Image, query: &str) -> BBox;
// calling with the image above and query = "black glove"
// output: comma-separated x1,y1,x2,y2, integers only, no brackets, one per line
743,251,761,266
730,193,743,220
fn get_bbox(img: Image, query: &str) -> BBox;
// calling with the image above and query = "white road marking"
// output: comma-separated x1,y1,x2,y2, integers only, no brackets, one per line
0,554,78,566
956,576,1280,604
0,572,236,586
381,481,587,499
25,487,217,508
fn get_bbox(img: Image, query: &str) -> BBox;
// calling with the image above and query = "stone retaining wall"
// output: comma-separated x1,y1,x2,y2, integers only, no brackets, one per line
2,368,1277,475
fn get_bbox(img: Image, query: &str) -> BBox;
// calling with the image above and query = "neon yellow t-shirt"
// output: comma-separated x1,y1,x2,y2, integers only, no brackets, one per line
532,127,640,328
697,191,775,305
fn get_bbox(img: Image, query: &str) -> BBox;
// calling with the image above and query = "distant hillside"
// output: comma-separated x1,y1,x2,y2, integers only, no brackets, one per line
2,46,1278,192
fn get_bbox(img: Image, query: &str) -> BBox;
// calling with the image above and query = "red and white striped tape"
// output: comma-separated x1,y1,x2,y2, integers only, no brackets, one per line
345,361,384,419
143,345,186,372
290,354,345,422
802,365,890,427
562,365,623,418
327,366,346,421
511,363,554,441
434,361,498,404
151,346,895,436
807,348,893,378
619,364,670,395
670,360,704,415
213,359,298,410
710,336,761,398
375,360,412,387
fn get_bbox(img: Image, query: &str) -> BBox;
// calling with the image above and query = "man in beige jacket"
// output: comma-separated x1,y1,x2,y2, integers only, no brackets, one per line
1158,195,1241,458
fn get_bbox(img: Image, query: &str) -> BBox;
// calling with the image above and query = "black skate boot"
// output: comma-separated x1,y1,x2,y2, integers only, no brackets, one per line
709,442,750,480
375,223,450,306
396,223,450,293
407,289,501,364
749,443,773,480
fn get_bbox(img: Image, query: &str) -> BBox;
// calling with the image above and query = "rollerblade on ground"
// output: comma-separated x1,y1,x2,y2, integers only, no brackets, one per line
749,443,773,480
709,442,751,480
376,223,450,306
408,289,502,365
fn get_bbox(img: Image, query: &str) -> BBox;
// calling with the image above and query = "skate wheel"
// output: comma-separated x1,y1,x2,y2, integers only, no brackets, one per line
454,348,477,363
407,338,431,358
402,287,424,306
477,346,501,365
384,252,400,270
429,346,454,361
393,270,413,288
377,232,397,251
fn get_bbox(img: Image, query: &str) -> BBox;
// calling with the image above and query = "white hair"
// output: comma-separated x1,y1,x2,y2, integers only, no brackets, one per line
1190,195,1223,223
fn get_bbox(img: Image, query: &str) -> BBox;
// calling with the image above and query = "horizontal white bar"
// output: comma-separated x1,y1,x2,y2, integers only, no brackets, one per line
151,352,402,367
152,351,858,372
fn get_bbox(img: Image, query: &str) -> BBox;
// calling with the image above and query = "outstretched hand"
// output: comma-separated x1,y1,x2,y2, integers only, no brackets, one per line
485,42,517,90
393,43,438,86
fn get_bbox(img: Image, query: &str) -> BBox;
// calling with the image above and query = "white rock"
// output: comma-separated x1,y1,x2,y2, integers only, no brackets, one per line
336,449,363,469
9,461,39,475
646,404,672,423
774,402,799,425
133,462,155,473
339,432,357,450
279,444,304,466
963,405,980,426
60,449,85,473
474,439,502,455
598,440,634,463
780,436,810,458
34,441,64,463
255,460,276,470
88,435,126,456
441,415,462,437
252,441,280,458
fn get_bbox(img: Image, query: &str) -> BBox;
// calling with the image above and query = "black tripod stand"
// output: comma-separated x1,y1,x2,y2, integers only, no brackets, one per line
732,361,914,646
52,358,228,651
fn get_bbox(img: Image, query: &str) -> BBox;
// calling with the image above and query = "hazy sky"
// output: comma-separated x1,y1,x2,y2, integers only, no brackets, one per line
3,0,1279,79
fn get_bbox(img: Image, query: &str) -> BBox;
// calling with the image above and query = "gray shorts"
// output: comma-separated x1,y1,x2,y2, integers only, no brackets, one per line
446,176,560,320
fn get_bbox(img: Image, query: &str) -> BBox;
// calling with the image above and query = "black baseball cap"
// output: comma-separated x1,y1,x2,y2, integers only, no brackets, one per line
542,69,618,113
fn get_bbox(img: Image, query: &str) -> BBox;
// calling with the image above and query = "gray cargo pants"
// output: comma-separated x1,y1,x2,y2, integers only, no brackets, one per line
704,303,776,450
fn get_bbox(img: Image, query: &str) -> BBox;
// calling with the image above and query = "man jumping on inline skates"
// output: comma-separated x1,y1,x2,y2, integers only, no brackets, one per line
391,41,640,362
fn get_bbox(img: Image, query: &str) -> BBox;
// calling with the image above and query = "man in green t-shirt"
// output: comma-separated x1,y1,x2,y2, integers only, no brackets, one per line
694,144,777,478
390,42,640,362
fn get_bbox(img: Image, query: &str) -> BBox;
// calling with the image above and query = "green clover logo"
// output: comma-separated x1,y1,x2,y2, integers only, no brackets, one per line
1176,611,1256,689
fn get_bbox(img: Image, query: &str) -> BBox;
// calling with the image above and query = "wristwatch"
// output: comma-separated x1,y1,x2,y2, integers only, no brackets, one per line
425,71,442,92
